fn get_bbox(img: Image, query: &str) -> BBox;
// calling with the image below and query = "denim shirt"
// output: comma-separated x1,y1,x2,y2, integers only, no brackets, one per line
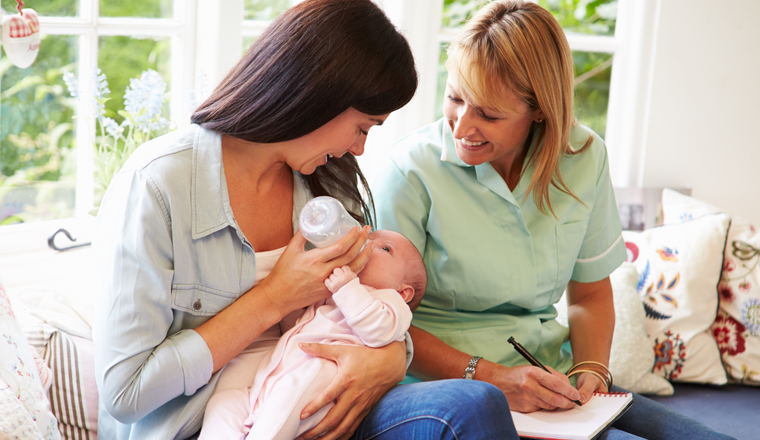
93,125,315,439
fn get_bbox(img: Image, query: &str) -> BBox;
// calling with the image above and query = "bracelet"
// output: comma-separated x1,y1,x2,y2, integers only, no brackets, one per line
463,356,482,380
569,361,613,389
567,369,611,392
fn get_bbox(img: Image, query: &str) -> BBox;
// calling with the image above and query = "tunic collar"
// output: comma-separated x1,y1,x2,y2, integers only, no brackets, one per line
439,119,541,207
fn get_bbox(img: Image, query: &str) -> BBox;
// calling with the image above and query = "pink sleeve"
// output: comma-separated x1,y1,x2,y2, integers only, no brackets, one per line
331,278,412,347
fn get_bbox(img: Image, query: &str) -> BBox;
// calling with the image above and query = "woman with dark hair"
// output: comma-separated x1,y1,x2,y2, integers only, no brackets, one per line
93,1,517,439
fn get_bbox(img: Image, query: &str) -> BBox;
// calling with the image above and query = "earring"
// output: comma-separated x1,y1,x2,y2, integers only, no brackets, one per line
536,119,544,123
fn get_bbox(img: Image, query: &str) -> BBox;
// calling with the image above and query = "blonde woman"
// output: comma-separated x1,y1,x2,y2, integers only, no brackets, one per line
373,1,734,439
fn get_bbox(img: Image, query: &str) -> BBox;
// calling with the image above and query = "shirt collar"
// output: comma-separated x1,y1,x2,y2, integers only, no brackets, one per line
191,126,310,240
191,125,231,240
439,119,542,206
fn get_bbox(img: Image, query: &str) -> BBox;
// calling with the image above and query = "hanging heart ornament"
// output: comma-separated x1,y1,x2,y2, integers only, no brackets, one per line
2,2,40,69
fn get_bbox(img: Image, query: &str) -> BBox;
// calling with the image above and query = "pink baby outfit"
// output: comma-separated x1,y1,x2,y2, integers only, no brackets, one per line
200,278,412,440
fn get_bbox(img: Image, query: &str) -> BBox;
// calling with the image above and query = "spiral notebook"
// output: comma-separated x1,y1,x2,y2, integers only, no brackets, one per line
510,392,634,440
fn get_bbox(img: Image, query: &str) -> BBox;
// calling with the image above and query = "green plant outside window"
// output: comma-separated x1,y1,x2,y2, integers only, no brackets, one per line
0,0,172,225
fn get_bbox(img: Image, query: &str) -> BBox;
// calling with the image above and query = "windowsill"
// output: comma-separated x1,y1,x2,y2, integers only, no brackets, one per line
0,216,96,256
0,245,97,302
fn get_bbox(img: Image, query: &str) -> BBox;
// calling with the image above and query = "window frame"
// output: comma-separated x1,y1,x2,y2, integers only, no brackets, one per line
372,0,656,189
0,0,202,254
1,0,656,256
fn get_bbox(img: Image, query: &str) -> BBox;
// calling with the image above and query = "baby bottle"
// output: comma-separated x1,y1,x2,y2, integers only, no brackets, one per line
299,196,361,248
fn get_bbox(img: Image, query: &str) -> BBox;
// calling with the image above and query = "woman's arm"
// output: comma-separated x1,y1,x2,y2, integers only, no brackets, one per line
408,325,581,413
196,227,373,372
96,170,213,423
295,341,407,440
566,276,615,401
96,169,373,423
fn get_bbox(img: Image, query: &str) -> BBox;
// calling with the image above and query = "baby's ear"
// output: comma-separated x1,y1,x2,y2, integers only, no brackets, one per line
398,284,414,303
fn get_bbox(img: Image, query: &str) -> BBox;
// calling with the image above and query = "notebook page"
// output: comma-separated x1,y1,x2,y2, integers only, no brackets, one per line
511,392,633,440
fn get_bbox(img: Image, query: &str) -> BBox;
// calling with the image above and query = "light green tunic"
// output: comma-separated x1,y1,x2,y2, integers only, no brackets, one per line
372,119,626,379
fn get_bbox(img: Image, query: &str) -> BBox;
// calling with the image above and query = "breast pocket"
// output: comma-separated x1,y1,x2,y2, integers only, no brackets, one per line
555,220,589,295
171,284,239,317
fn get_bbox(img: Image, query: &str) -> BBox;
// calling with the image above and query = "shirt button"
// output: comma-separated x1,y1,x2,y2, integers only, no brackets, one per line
193,299,202,311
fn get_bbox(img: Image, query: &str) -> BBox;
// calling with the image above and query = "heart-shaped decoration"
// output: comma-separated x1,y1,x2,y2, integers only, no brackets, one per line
2,8,40,69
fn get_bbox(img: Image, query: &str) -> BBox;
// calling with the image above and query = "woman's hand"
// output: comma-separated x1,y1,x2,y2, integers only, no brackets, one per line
258,225,373,314
575,371,606,401
294,340,406,440
479,360,581,413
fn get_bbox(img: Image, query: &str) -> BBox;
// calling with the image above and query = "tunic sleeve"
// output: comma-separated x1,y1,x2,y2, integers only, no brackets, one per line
571,144,627,283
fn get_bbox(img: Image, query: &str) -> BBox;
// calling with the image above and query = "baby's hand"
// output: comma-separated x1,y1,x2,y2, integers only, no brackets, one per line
325,266,358,293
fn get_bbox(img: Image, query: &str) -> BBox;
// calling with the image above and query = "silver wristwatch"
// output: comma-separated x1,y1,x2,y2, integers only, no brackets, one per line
463,356,482,380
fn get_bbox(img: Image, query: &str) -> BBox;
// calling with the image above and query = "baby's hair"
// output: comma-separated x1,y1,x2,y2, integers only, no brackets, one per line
399,236,427,311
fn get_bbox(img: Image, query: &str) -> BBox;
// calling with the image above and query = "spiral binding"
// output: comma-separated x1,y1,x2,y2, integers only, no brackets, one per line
594,391,630,397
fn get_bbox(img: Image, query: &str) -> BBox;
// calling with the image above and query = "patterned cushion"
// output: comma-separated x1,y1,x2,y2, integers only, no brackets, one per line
623,213,730,384
607,264,674,395
555,265,675,395
662,188,760,385
0,278,61,439
25,324,98,440
0,375,45,439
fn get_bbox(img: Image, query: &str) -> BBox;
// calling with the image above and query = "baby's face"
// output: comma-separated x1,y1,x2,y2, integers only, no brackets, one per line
358,230,412,291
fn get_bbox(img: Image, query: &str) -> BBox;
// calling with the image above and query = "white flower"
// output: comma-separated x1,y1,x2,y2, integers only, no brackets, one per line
94,68,110,99
93,68,110,120
124,69,168,133
63,71,79,98
101,117,124,138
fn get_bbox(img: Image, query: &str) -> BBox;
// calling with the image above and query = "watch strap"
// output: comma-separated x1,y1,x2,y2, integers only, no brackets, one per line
463,356,482,379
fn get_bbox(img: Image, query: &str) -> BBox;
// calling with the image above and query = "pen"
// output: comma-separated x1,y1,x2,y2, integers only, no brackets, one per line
508,336,582,406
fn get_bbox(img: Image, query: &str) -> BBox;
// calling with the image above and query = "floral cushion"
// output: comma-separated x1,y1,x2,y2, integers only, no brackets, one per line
623,213,730,384
0,278,61,439
607,264,674,395
1,375,45,439
662,188,760,385
554,264,674,395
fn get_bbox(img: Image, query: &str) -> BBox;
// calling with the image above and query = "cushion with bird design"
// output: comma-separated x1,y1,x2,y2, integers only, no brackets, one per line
623,213,730,385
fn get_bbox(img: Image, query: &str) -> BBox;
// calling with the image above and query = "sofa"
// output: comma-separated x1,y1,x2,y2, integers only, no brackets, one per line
2,188,758,440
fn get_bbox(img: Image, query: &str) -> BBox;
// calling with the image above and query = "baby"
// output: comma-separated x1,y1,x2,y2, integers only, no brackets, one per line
199,229,426,440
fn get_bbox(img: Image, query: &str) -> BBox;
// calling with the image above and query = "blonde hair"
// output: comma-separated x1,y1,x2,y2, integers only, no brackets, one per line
446,0,591,215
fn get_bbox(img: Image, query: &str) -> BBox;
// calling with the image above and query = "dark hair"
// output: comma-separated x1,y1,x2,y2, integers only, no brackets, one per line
191,0,417,226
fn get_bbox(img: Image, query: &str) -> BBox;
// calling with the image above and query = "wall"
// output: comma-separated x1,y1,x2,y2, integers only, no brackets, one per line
641,0,760,223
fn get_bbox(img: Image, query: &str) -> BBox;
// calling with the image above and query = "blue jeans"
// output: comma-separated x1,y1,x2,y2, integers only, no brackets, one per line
351,379,518,439
601,385,736,440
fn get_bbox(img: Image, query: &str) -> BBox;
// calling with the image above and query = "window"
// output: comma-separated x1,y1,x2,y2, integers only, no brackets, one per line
357,0,623,183
1,0,630,254
241,0,295,53
434,0,617,137
0,0,197,253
